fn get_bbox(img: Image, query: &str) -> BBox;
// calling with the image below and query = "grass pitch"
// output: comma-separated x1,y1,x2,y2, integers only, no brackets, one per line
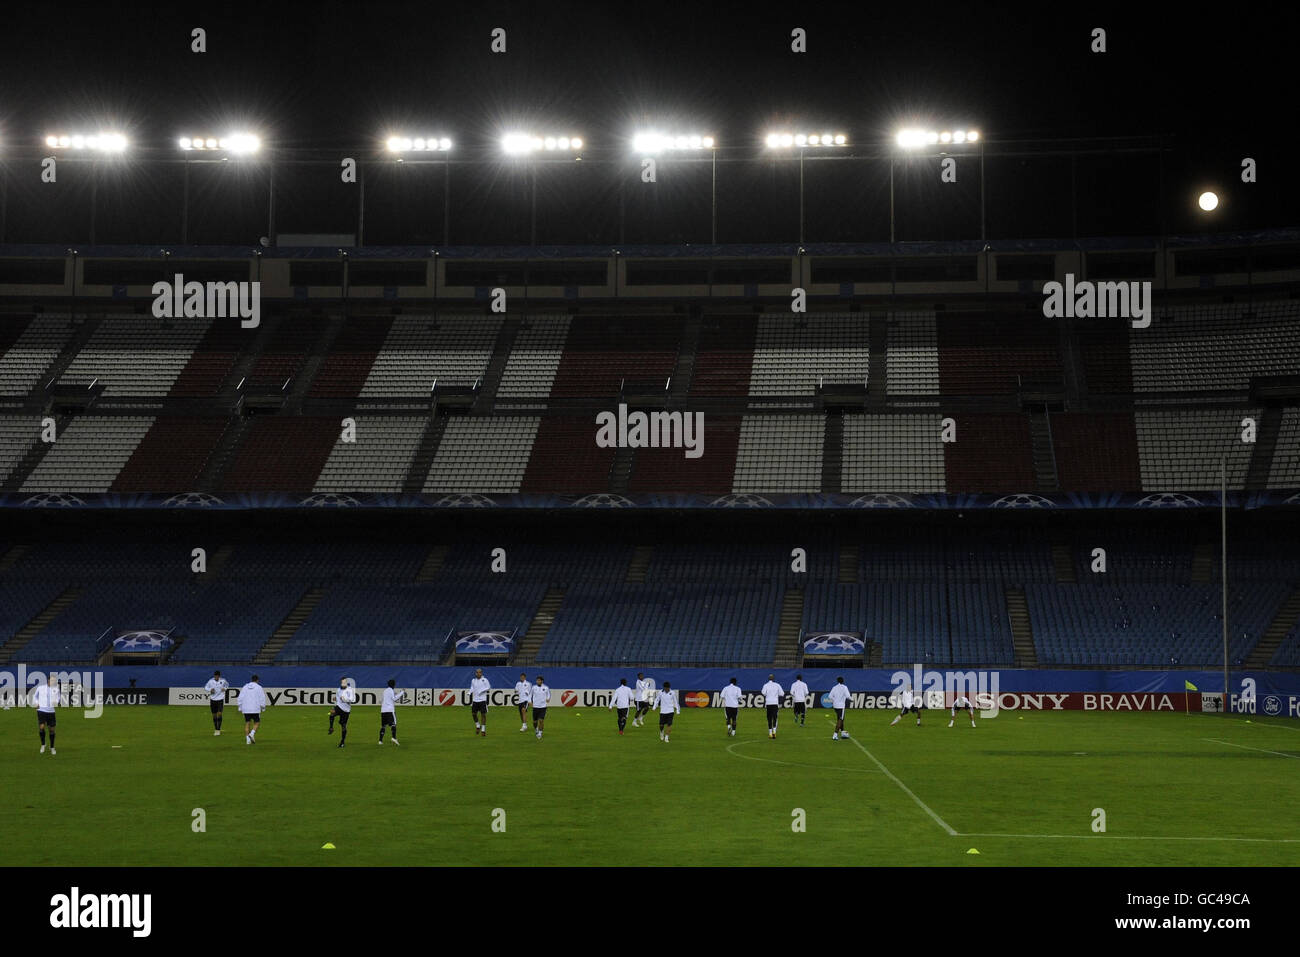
3,705,1299,866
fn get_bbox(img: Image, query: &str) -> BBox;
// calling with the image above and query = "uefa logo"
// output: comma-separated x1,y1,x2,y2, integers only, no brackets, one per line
1263,695,1281,716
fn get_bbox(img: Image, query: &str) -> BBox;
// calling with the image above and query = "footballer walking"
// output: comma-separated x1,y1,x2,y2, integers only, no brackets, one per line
328,677,356,747
791,674,809,726
828,676,851,740
470,668,490,736
514,672,531,732
610,678,633,734
654,681,680,743
531,676,551,739
239,675,269,744
33,674,59,755
380,679,405,745
761,674,784,739
204,669,229,736
719,678,743,736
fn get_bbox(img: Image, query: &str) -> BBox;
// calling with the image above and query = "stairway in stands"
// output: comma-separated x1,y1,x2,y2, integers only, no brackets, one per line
668,310,702,402
24,316,103,412
415,545,449,582
513,587,565,666
195,416,252,493
1005,587,1038,667
1245,407,1283,490
1244,584,1300,669
253,586,326,665
284,313,346,413
866,310,888,405
1028,412,1060,492
473,316,522,414
772,588,804,667
821,412,844,493
402,414,448,493
0,587,81,665
608,446,635,494
626,545,654,583
837,544,859,583
1051,544,1077,582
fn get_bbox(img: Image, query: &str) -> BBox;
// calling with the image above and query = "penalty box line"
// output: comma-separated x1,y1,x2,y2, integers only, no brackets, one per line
1202,737,1300,760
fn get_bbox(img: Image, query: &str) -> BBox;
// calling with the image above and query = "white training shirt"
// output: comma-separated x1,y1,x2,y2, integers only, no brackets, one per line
636,678,654,702
791,680,809,703
238,682,268,714
899,688,915,709
470,676,491,702
31,684,59,712
335,685,357,712
761,680,784,706
514,680,531,705
204,677,228,701
611,686,633,709
828,684,851,710
531,684,551,708
952,695,972,710
719,684,743,708
381,687,405,713
654,689,680,714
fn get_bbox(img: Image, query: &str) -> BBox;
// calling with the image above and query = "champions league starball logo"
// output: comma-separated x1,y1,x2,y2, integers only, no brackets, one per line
113,631,172,652
455,632,513,653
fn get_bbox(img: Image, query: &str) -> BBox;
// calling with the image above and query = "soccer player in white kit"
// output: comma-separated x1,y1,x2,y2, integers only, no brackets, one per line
654,681,680,743
33,674,60,755
470,668,491,736
719,678,743,736
633,673,654,727
828,676,852,740
238,675,269,744
328,676,356,747
379,679,405,745
531,676,551,739
790,674,810,726
760,674,784,739
514,672,531,732
204,669,229,736
889,685,921,727
610,678,634,734
950,693,976,728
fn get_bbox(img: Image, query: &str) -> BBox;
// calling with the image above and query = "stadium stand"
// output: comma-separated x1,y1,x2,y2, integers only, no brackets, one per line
111,416,230,492
217,416,338,492
749,313,869,395
885,311,940,397
690,315,756,396
496,316,570,399
21,416,155,492
937,311,1062,394
359,315,500,396
0,314,75,396
731,415,822,493
1051,413,1142,492
58,316,209,396
841,414,945,492
169,318,249,396
309,316,392,398
627,415,741,494
1134,408,1258,490
549,315,682,397
314,415,426,492
423,416,540,493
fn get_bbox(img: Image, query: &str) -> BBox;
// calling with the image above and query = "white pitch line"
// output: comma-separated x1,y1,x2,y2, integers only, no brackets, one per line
961,832,1300,844
1203,737,1300,760
725,740,882,774
844,735,957,836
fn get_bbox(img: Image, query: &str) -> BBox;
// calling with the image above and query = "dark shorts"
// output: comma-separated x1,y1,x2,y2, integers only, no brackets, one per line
210,700,224,714
533,707,547,721
616,707,628,719
835,708,845,721
659,712,674,727
38,710,56,727
381,711,397,727
794,702,806,715
517,699,529,710
332,708,350,725
725,707,738,721
471,700,488,716
243,712,260,723
766,704,779,720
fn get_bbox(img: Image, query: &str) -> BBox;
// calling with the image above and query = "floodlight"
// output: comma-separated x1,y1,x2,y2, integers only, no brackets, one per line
503,133,582,154
45,131,127,152
766,131,847,149
1198,191,1220,212
384,135,452,153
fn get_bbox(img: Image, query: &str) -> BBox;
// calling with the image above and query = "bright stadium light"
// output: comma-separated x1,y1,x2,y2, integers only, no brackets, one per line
632,131,717,153
45,131,127,152
502,132,583,154
384,134,452,153
765,130,847,149
178,132,261,154
896,128,981,149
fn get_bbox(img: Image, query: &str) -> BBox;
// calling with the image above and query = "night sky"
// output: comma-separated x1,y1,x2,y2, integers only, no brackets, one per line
0,1,1294,246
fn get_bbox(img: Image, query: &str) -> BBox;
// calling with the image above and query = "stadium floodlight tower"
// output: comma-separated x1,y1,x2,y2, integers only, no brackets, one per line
43,131,129,245
632,131,719,241
502,132,584,245
382,134,455,245
762,129,849,243
891,127,983,242
384,135,453,155
176,132,264,245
